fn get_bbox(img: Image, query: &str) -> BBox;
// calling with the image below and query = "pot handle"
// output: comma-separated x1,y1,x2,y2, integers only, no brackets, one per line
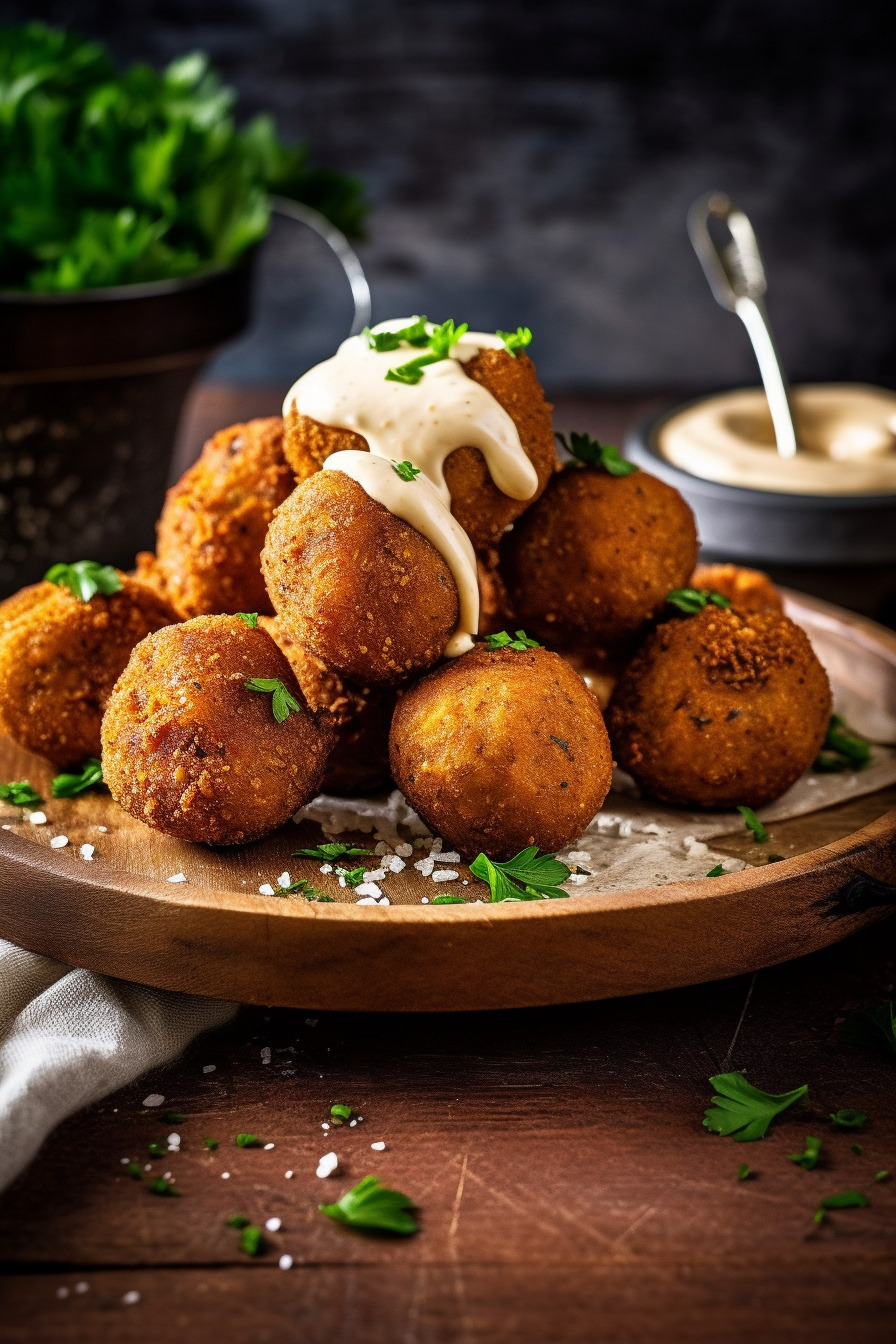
270,195,372,336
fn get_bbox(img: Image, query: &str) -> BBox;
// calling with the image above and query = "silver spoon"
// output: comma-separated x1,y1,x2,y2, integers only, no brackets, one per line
687,191,798,459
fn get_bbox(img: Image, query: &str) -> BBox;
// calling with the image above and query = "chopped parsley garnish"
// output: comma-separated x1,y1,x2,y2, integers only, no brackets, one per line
813,713,872,773
736,1163,754,1181
556,431,638,476
813,1190,869,1225
432,895,467,904
148,1141,167,1157
875,1170,890,1182
239,1224,264,1256
126,1162,142,1180
839,1001,896,1058
45,560,122,602
830,1109,866,1130
706,864,726,877
365,317,429,352
788,1135,822,1170
335,865,366,889
852,1144,863,1155
293,842,371,862
319,1175,418,1235
51,758,103,798
0,781,43,807
235,612,258,628
225,1215,250,1229
163,1110,185,1124
483,629,540,652
470,846,571,902
279,878,327,901
331,1104,352,1121
148,1177,179,1197
665,587,731,616
203,1138,219,1151
497,326,533,357
385,319,468,384
244,677,302,723
703,1072,808,1142
234,1133,262,1148
737,806,769,844
391,460,421,482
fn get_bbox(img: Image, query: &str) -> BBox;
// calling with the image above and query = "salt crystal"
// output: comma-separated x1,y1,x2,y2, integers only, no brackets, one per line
567,874,588,885
414,856,435,877
285,1170,294,1179
320,863,333,873
279,1254,293,1270
265,1217,282,1232
356,880,382,897
56,1287,69,1298
167,873,187,883
167,1133,180,1147
567,850,591,864
143,1093,164,1107
120,1157,130,1165
434,851,461,864
276,871,291,889
50,835,69,849
28,811,47,825
430,837,443,854
370,1140,386,1151
432,869,459,882
96,825,107,833
356,895,379,905
363,868,386,882
221,1172,230,1179
261,1046,271,1064
75,1282,88,1294
421,897,429,904
316,1151,338,1178
264,1142,275,1150
618,820,633,838
374,841,390,855
349,1119,357,1127
258,883,276,896
394,842,413,858
163,1171,172,1180
79,843,95,861
144,1164,151,1171
122,1291,141,1306
386,855,406,873
322,1122,330,1129
202,1064,215,1073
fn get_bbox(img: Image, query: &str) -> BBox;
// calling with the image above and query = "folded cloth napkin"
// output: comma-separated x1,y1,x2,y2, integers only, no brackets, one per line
0,938,237,1192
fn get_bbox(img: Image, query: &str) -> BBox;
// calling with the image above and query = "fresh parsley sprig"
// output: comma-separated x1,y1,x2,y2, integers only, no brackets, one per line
244,677,302,723
148,1177,179,1197
45,560,122,602
235,612,258,628
497,326,533,357
336,865,367,889
788,1135,823,1170
392,460,421,482
813,714,872,773
830,1109,867,1130
470,846,571,902
385,319,468,384
0,781,43,807
293,842,371,862
432,895,467,904
665,587,731,616
706,863,726,877
703,1072,808,1142
814,1189,869,1226
483,630,540,652
234,1133,262,1148
365,317,429,352
556,431,638,476
276,877,328,901
51,758,103,798
319,1175,418,1235
839,1001,896,1058
737,806,770,844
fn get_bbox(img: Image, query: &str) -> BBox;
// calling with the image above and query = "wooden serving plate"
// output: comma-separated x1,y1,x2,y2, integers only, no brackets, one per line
1,591,895,1012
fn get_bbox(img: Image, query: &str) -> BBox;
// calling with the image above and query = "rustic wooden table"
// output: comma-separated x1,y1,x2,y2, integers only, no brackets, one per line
0,387,893,1342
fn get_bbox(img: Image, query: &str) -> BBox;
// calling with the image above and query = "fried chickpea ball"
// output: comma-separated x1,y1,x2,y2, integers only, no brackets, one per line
0,574,177,767
259,615,394,795
691,563,783,614
262,473,459,687
501,466,698,651
284,349,557,548
389,645,613,859
476,546,516,636
606,606,832,809
154,418,294,619
101,615,332,845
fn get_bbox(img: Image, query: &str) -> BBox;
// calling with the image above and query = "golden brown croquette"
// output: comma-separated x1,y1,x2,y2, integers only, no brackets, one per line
0,574,177,767
501,465,698,651
101,615,332,845
262,472,459,687
691,563,783,614
606,606,831,808
389,644,613,859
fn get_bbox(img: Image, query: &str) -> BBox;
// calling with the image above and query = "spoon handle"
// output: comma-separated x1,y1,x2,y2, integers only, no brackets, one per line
734,295,797,460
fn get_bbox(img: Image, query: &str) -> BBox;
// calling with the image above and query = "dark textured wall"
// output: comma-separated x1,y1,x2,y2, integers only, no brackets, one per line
7,1,896,392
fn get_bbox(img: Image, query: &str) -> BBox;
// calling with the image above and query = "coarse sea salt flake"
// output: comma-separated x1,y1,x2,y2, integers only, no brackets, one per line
80,843,95,860
264,1142,275,1150
143,1094,164,1107
258,882,276,895
265,1217,282,1232
370,1140,386,1151
356,895,379,905
432,869,458,882
50,835,69,849
261,1046,271,1064
434,851,461,863
414,856,435,877
28,811,47,825
320,863,333,873
394,842,413,858
386,854,406,872
567,873,588,885
202,1064,216,1073
279,1254,293,1270
363,868,386,882
356,881,383,898
167,872,187,883
277,871,291,889
567,850,591,864
122,1291,141,1306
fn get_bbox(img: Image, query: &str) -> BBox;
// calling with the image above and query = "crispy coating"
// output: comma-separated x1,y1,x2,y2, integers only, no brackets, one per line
691,563,783,614
0,575,177,767
262,472,459,687
476,546,516,636
154,418,295,618
259,615,394,795
102,615,332,845
389,645,613,859
606,606,832,808
501,466,698,651
283,349,558,548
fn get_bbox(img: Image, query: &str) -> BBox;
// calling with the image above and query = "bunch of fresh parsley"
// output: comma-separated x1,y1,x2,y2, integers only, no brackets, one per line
0,23,366,291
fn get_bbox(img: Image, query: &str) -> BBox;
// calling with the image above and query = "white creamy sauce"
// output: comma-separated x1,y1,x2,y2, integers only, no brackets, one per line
284,319,539,654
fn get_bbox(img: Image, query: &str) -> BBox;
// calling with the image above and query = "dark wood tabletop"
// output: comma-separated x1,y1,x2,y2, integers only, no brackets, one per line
0,385,893,1343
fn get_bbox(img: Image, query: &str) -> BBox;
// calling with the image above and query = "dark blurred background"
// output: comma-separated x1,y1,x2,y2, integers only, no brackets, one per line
5,0,896,395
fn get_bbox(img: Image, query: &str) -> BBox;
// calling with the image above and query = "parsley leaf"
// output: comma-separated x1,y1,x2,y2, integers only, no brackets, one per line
148,1177,179,1197
244,677,303,723
239,1224,265,1256
470,846,571,902
496,326,533,357
365,318,429,351
225,1215,250,1229
148,1141,167,1158
51,757,103,798
483,629,541,652
126,1161,143,1180
737,806,770,844
392,460,421,482
706,864,726,877
235,1133,262,1148
788,1136,823,1170
830,1109,867,1130
852,1144,863,1155
385,318,468,384
45,560,122,602
279,878,327,901
293,842,371,861
203,1138,219,1151
335,865,366,889
163,1109,185,1123
703,1072,808,1142
331,1104,352,1121
839,1001,896,1058
432,895,467,904
319,1175,418,1235
555,431,638,475
813,714,872,773
875,1170,890,1182
235,612,258,628
0,781,43,807
736,1163,754,1181
814,1190,869,1225
665,587,731,616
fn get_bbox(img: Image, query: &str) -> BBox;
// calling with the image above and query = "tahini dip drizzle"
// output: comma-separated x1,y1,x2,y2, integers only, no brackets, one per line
283,319,540,655
658,384,896,495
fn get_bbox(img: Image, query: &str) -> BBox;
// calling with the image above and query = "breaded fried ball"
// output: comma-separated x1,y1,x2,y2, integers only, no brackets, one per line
390,645,613,859
502,465,698,651
606,606,831,808
691,563,783,614
476,546,516,636
284,348,557,548
262,473,459,687
260,615,394,795
0,574,177,767
154,418,295,618
102,615,332,845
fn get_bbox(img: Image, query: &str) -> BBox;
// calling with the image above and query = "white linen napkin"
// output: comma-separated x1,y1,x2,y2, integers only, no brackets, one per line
0,939,236,1191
